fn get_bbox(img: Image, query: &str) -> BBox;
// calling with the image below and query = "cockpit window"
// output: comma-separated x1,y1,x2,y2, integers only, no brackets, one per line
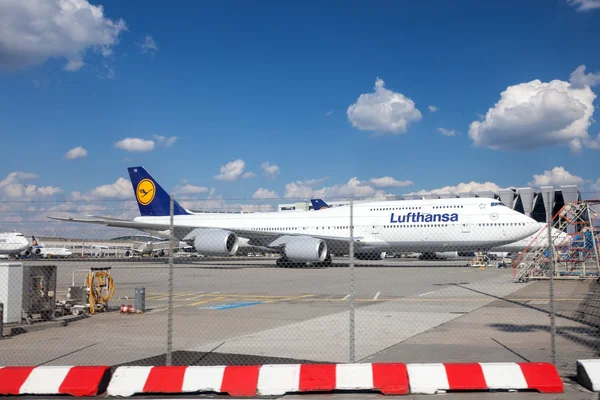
490,202,505,207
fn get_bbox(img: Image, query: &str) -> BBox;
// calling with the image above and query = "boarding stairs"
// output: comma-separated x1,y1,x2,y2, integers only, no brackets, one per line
513,201,596,282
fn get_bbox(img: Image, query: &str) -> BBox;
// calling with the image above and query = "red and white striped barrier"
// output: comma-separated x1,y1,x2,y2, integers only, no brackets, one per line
107,363,409,397
407,362,563,394
0,366,110,396
577,359,600,392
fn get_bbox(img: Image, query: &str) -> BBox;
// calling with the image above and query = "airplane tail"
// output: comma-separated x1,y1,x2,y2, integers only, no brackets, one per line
311,199,331,210
127,166,190,217
31,235,43,248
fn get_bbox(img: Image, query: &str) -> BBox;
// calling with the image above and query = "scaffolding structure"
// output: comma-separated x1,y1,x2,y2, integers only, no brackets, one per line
513,201,600,282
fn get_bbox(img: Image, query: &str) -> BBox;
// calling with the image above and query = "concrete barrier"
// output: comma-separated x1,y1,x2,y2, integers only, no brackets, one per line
0,366,110,396
107,363,409,397
577,359,600,392
407,362,563,394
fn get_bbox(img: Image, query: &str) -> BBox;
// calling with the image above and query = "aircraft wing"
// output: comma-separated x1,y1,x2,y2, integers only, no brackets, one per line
48,216,369,251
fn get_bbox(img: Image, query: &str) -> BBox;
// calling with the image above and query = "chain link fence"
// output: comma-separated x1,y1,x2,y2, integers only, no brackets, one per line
0,194,598,378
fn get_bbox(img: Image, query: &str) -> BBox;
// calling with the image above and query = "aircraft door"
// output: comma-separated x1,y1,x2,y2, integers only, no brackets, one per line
461,217,470,233
372,224,379,235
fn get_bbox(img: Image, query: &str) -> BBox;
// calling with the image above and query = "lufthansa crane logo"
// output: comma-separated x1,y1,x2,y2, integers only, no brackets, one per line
136,179,155,206
490,213,499,221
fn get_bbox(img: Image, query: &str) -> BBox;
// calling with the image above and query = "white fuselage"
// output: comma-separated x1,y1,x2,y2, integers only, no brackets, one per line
0,232,30,254
37,247,72,258
134,198,540,253
490,223,571,253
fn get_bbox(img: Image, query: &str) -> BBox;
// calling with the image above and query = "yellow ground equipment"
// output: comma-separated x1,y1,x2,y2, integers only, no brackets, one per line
85,267,115,315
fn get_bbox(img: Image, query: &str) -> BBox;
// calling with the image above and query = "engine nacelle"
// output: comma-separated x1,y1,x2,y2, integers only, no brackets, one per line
283,237,327,262
355,251,386,261
33,248,41,255
193,229,239,256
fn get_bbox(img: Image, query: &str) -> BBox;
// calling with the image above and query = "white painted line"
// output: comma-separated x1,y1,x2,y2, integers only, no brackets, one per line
341,294,350,300
373,292,381,300
418,291,435,297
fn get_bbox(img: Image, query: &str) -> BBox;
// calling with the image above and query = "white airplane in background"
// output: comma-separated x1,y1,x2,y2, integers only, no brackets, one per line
0,231,31,256
124,239,192,257
49,166,542,267
30,236,72,258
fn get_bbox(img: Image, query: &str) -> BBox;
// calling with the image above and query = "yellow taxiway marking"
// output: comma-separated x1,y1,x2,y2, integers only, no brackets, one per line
188,296,227,306
146,291,195,300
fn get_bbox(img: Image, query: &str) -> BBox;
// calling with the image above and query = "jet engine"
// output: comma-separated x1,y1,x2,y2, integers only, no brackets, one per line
355,251,386,260
283,237,327,262
32,247,41,255
193,229,239,256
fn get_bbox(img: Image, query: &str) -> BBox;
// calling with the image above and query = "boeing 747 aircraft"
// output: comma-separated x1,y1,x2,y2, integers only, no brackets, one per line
50,167,541,267
0,231,30,256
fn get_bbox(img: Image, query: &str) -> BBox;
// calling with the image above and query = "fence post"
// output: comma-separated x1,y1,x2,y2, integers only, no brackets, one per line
349,195,355,363
541,187,556,365
166,194,174,366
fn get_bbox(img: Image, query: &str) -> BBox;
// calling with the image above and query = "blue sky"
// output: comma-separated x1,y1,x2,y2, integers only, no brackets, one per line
1,0,600,216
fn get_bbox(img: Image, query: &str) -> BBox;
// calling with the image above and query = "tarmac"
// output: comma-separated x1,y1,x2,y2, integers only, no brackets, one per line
1,257,599,398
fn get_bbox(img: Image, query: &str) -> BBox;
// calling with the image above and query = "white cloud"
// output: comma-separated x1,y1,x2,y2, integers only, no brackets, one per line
326,110,334,116
139,34,158,56
428,105,439,112
214,159,253,181
437,127,457,136
153,135,178,147
347,78,422,135
529,166,585,187
0,171,61,198
252,188,279,199
0,0,127,71
64,146,88,160
413,181,503,196
175,184,209,194
569,65,600,89
283,178,328,199
566,0,600,11
468,73,597,152
72,177,131,200
0,172,38,187
115,138,155,152
261,162,280,179
369,176,413,188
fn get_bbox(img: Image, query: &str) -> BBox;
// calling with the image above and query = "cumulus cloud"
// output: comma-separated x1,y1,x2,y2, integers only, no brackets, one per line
252,188,279,199
437,127,457,136
283,178,328,199
261,162,280,179
369,176,413,188
428,105,439,112
413,181,503,196
72,177,131,200
0,171,62,199
569,65,600,89
153,135,178,147
347,78,422,135
468,72,597,152
115,138,155,152
139,34,158,56
64,146,88,160
566,0,600,11
0,172,38,187
0,0,127,71
214,159,255,181
529,166,585,187
284,177,390,200
174,184,209,194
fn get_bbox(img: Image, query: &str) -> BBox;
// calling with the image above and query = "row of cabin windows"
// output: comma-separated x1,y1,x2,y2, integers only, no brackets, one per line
370,205,464,211
249,222,526,232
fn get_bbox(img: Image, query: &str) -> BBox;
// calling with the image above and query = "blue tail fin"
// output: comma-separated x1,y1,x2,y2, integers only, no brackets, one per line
31,235,41,248
127,166,190,217
311,199,331,210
